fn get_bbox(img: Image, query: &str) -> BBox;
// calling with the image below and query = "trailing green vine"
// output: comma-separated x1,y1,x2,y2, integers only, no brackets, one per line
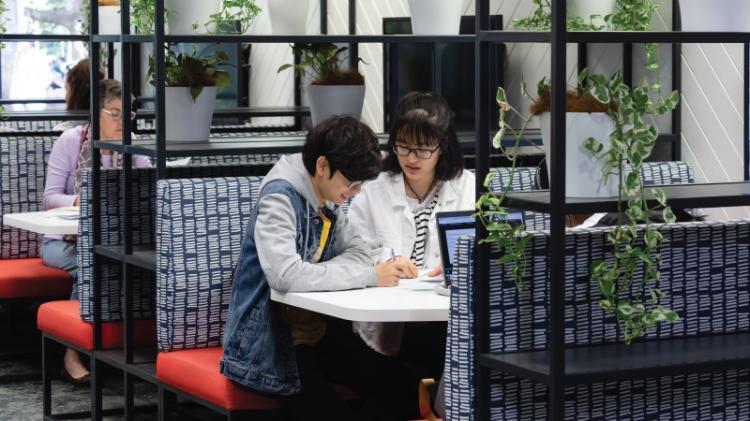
584,71,681,344
474,84,543,291
513,0,606,31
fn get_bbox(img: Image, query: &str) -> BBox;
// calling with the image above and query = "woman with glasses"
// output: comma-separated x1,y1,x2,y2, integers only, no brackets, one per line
41,79,149,384
348,92,474,388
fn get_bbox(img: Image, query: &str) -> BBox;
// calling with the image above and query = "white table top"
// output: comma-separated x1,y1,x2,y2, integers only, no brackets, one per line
270,280,449,322
2,207,79,235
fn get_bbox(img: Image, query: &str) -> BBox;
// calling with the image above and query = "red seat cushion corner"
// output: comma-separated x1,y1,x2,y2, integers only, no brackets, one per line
157,347,282,411
0,258,72,299
37,300,156,350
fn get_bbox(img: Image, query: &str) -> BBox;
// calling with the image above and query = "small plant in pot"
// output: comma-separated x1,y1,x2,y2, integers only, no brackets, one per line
148,46,231,142
278,43,366,125
531,71,620,198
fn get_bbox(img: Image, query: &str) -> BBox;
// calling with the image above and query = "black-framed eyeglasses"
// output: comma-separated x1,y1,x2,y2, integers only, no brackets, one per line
101,108,137,121
392,144,440,159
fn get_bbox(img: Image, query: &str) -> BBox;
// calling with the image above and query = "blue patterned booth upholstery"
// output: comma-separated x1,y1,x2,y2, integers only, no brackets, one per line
446,221,750,420
155,176,262,351
0,135,58,259
77,165,268,322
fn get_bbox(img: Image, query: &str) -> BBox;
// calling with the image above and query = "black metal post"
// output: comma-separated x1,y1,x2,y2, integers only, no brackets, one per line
623,43,633,86
474,0,491,420
155,0,166,180
348,0,358,69
42,335,52,417
745,44,749,180
432,42,443,95
89,1,103,419
672,0,683,161
577,42,587,75
549,0,567,419
320,0,328,35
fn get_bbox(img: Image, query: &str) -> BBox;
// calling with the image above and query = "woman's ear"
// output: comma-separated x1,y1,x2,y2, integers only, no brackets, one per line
315,156,329,178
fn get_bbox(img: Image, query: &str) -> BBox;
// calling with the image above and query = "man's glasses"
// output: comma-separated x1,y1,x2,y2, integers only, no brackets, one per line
101,108,137,121
392,144,440,159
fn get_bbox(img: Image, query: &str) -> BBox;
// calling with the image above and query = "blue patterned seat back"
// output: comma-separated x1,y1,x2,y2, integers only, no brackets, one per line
0,120,66,133
487,166,545,230
77,165,268,322
77,168,158,322
0,135,58,259
156,176,262,352
446,220,750,419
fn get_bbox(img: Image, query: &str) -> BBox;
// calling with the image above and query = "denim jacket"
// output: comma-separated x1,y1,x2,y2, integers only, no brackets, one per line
219,154,376,395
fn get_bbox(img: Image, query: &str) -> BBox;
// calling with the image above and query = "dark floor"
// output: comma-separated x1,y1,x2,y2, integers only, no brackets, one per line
0,342,159,421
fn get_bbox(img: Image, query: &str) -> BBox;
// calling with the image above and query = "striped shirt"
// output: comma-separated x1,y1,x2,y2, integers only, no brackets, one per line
409,184,441,267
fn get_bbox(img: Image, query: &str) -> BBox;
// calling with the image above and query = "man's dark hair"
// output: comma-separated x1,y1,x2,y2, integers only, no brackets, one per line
302,116,382,182
383,91,464,181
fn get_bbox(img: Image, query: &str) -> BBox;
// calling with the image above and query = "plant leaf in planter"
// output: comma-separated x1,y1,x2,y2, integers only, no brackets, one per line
148,45,232,102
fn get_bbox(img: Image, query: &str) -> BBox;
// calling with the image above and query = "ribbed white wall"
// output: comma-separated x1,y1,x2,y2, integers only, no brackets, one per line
251,1,747,219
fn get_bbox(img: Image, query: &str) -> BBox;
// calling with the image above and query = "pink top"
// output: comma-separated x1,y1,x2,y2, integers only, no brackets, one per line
43,125,151,239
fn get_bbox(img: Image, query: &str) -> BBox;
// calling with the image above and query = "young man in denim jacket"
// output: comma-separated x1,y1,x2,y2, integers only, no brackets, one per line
221,116,421,420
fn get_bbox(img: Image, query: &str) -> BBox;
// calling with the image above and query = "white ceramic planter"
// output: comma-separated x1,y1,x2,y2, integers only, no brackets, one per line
678,0,750,31
568,0,616,27
408,0,464,35
164,0,221,34
268,0,311,34
165,86,217,142
306,84,366,126
98,5,121,35
539,112,619,198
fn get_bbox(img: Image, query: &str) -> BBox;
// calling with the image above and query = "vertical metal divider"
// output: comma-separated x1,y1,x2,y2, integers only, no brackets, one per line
549,0,567,419
294,50,302,130
89,1,104,418
433,41,443,95
155,0,166,181
745,44,749,180
385,42,399,131
120,2,136,420
107,42,116,79
348,0,358,70
672,0,682,161
623,43,633,86
577,43,587,74
320,0,328,34
474,0,491,420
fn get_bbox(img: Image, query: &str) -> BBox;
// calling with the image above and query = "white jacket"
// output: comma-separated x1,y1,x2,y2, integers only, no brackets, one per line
347,169,476,354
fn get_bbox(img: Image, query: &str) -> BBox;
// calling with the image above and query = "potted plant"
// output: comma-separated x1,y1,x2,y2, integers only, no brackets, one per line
678,0,750,32
513,0,616,31
268,0,311,34
477,68,681,344
407,0,464,35
278,43,366,125
164,0,261,34
532,72,620,198
131,0,174,34
148,46,231,142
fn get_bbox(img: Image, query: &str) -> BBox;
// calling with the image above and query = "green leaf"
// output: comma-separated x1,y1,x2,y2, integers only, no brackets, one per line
652,187,667,206
662,206,677,224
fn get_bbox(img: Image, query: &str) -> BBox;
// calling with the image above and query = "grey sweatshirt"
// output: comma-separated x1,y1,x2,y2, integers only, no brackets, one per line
254,154,378,293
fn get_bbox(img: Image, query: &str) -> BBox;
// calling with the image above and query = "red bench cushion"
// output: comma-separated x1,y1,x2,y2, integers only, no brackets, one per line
37,300,156,350
0,258,72,299
157,347,282,411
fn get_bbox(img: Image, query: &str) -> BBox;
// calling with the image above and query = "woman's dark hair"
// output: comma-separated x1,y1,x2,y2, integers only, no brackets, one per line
383,91,464,181
302,116,382,182
65,58,105,111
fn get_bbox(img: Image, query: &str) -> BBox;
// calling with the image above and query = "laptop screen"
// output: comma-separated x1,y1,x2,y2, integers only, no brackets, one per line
436,210,524,282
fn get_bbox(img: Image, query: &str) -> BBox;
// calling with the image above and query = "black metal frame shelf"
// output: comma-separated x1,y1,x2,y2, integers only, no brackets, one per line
91,33,475,44
473,1,750,420
479,332,750,386
96,348,158,384
501,181,750,213
479,30,750,44
94,245,156,271
0,33,89,41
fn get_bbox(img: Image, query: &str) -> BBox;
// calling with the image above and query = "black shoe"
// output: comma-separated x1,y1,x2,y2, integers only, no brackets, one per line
60,367,90,385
